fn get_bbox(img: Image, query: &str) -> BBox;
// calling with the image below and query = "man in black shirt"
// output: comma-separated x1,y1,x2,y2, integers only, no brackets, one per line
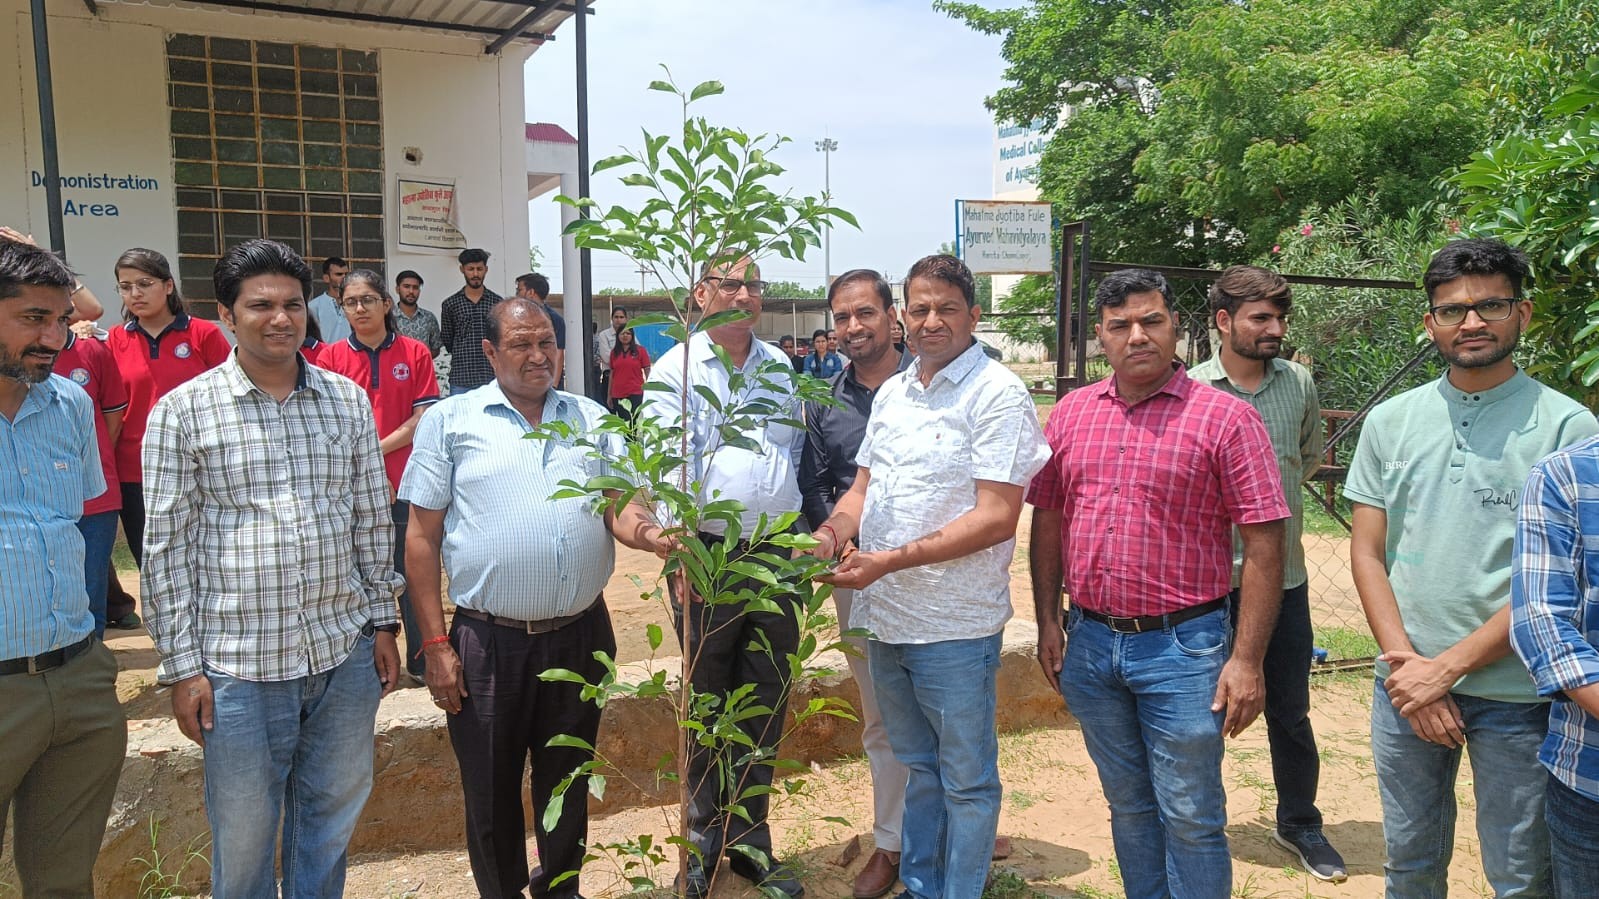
798,269,911,898
439,248,503,395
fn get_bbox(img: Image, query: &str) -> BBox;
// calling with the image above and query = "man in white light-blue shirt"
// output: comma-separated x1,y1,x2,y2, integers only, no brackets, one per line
401,298,666,899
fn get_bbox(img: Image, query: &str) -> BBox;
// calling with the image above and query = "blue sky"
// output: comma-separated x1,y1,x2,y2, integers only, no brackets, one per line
522,0,1012,292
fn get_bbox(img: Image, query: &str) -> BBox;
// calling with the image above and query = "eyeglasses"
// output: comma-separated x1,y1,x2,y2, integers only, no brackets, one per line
117,278,162,295
703,277,767,297
1428,298,1520,327
339,295,385,309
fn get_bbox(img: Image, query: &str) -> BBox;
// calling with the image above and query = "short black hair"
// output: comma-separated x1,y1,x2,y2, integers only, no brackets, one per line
485,296,552,347
905,254,976,307
321,256,348,274
215,240,313,310
812,328,829,341
612,305,629,317
395,270,423,287
828,268,894,310
0,241,75,302
1423,238,1532,302
458,248,490,266
516,272,550,299
779,334,795,345
1095,269,1173,314
1208,265,1291,322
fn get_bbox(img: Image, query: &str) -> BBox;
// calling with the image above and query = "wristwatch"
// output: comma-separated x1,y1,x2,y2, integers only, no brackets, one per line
374,623,401,634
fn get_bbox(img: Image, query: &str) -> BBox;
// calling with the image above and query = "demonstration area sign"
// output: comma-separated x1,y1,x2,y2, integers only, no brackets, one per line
957,200,1052,275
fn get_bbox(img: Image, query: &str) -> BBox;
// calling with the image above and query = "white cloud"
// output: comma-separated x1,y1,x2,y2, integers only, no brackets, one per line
523,0,1009,290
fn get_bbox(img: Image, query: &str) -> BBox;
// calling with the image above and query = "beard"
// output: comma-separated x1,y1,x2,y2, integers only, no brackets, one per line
1439,326,1519,369
467,277,484,289
0,345,57,384
1230,332,1282,361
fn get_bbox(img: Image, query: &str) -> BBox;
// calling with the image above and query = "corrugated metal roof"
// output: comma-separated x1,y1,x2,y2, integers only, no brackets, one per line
99,0,584,48
525,122,576,144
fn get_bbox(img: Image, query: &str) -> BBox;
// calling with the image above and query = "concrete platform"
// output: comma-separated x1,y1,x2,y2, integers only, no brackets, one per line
87,619,1068,896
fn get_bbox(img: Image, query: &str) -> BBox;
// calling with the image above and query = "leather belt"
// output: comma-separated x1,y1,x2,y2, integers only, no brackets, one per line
454,604,591,635
0,635,93,676
1076,597,1227,635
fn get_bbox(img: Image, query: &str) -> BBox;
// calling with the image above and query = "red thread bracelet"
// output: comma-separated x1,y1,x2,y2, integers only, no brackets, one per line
414,635,451,660
817,524,839,550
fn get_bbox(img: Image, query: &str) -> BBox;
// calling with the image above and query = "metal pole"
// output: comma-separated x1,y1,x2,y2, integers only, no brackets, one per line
30,0,66,254
1074,221,1091,390
573,0,594,397
815,137,837,289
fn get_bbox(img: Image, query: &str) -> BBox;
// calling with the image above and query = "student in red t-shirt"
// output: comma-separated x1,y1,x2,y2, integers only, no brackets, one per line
316,269,440,675
52,331,128,637
104,248,230,628
607,326,651,422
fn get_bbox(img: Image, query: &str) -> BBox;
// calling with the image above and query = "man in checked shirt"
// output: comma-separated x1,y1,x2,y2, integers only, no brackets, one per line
1027,268,1287,899
142,239,405,898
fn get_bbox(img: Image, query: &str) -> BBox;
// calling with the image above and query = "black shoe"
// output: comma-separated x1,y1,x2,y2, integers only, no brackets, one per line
1273,829,1348,883
108,611,142,630
726,852,804,898
675,858,710,899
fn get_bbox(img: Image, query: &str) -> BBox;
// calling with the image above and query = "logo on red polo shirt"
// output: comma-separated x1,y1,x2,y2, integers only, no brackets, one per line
392,362,411,381
69,368,91,386
174,342,192,359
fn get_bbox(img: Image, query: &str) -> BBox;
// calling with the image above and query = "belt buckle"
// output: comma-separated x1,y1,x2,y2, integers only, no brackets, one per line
525,618,538,635
27,655,43,676
1132,616,1145,634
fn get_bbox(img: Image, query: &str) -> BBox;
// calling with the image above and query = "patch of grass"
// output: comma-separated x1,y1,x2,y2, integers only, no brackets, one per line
1313,627,1379,662
983,869,1046,899
1299,499,1350,537
1008,788,1042,811
134,816,211,899
113,536,138,573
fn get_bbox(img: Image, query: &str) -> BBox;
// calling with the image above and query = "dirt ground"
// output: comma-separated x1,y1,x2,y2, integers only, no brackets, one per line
99,516,1508,899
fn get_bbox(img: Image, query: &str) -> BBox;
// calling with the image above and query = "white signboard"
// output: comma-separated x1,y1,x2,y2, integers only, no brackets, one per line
993,117,1050,196
959,200,1053,275
397,176,468,251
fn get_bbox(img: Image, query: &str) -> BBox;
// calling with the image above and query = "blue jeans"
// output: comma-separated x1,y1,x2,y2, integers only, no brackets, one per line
1060,605,1232,899
1547,772,1599,899
202,631,382,898
1371,678,1552,898
76,510,120,638
869,632,1002,899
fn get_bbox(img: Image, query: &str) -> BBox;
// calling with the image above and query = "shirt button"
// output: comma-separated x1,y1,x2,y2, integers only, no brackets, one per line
1107,526,1114,533
1462,421,1470,427
1118,447,1126,454
1113,487,1120,494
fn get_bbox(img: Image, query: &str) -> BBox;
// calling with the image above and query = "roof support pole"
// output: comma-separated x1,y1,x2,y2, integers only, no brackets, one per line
574,0,594,394
30,0,66,254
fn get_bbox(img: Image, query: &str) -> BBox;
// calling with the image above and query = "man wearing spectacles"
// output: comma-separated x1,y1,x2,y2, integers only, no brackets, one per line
1347,238,1599,897
640,257,806,899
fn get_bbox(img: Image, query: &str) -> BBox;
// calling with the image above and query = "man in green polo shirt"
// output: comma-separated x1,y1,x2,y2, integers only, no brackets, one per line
1191,265,1344,882
1347,238,1598,897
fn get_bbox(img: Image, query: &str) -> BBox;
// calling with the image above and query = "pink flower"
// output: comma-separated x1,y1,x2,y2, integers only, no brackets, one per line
1299,224,1313,236
1447,219,1461,234
1272,244,1282,254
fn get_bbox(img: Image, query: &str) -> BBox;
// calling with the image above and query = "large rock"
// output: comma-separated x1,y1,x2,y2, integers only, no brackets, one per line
80,621,1064,895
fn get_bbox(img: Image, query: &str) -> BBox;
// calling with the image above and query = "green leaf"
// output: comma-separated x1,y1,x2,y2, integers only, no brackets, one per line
540,791,566,833
646,622,663,651
647,79,676,94
592,154,635,173
689,80,725,102
545,733,596,751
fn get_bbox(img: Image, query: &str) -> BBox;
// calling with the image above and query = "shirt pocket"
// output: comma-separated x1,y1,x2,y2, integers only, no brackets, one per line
299,430,354,497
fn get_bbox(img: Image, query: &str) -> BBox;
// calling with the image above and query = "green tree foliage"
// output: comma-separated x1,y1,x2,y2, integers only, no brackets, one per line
940,0,1545,265
992,274,1055,353
1454,6,1599,395
765,279,826,299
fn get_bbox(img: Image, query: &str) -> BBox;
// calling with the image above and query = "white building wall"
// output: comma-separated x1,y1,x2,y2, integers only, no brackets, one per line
3,0,534,321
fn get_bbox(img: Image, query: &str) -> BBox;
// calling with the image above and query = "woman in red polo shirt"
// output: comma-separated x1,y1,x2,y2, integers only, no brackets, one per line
104,248,230,627
607,325,650,422
316,270,439,676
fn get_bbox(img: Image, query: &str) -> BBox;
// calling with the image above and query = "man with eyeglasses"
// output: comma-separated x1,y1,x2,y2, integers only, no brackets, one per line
1348,238,1598,897
309,256,352,344
640,257,807,899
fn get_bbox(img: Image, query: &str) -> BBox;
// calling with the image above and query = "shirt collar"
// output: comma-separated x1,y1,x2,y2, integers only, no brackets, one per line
346,331,397,353
1438,368,1531,408
688,332,773,372
221,350,312,397
842,348,913,389
907,339,987,390
1189,354,1283,392
1098,362,1192,405
123,311,192,336
477,379,571,427
62,330,77,352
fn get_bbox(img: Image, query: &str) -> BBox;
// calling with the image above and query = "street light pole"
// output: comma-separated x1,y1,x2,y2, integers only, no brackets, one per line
815,137,838,290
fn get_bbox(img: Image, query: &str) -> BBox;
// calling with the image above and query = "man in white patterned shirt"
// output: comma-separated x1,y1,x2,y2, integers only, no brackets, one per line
401,298,666,899
815,255,1049,899
142,239,404,898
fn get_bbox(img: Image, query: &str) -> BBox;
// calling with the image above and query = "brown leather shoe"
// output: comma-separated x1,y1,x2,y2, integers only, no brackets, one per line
852,848,900,899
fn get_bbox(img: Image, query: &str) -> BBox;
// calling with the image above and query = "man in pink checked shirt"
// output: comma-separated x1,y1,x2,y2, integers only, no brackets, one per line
1026,268,1288,899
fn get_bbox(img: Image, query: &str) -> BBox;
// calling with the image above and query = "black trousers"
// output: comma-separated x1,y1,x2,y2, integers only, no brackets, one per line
1229,581,1323,833
447,600,616,899
107,482,146,621
670,535,802,864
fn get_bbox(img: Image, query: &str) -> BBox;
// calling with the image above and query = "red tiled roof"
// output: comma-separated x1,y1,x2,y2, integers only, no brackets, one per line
525,122,577,144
